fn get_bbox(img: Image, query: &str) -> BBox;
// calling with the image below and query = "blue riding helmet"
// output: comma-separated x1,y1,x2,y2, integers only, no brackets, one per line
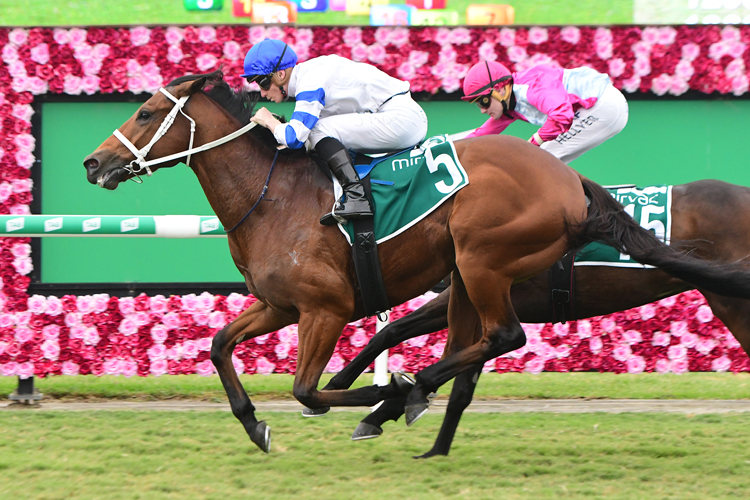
242,38,298,78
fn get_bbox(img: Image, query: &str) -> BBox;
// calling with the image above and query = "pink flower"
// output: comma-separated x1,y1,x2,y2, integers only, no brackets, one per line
655,358,671,374
83,327,100,346
148,344,167,361
27,295,47,314
642,27,660,46
197,337,212,351
130,26,151,46
694,304,714,324
93,294,110,313
150,359,168,377
631,41,651,59
76,295,95,314
351,43,368,62
627,355,646,374
12,104,34,122
652,331,671,347
658,27,677,45
196,53,218,72
30,43,49,64
162,312,182,329
103,358,123,376
367,44,387,64
721,26,741,43
15,150,35,168
622,330,643,345
612,344,632,362
449,27,472,45
695,337,717,355
728,41,745,59
725,59,745,79
122,359,138,378
82,58,102,76
600,317,617,333
255,356,275,375
223,41,241,61
118,317,139,336
165,27,183,45
680,332,698,349
81,76,100,95
53,28,70,45
65,313,82,328
387,353,405,372
9,28,28,46
483,359,496,373
651,74,672,96
17,362,34,380
167,45,184,64
208,311,226,329
182,340,199,359
166,345,183,360
507,45,527,63
670,321,688,337
732,75,749,96
526,335,543,354
478,41,497,62
712,355,732,373
92,43,110,60
69,325,86,339
324,354,345,373
407,334,430,348
295,28,314,46
596,43,613,60
608,58,627,78
62,361,80,376
12,178,33,192
232,354,247,375
2,44,19,64
576,320,592,338
681,43,701,62
225,293,247,312
119,297,136,315
709,41,730,61
127,76,146,94
193,312,209,326
196,359,215,376
12,256,33,275
525,357,545,374
148,295,168,313
633,57,652,77
343,27,362,46
42,324,61,340
198,26,216,43
674,60,694,81
74,44,93,60
555,345,571,358
249,26,267,44
198,292,215,311
390,27,410,47
667,344,687,361
494,27,515,47
589,336,603,353
349,330,369,348
14,326,34,344
0,362,18,377
670,358,689,374
430,341,446,358
0,183,12,202
528,27,548,45
560,26,580,44
68,28,87,46
275,342,291,360
553,323,569,336
397,62,416,81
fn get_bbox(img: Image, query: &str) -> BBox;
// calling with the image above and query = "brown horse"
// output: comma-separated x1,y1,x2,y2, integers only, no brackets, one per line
82,71,750,455
313,179,750,457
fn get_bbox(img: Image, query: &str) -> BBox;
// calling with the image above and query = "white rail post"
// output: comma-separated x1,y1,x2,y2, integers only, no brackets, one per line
372,312,390,387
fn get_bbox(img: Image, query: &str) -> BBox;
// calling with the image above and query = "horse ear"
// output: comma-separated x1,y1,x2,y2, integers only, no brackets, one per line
188,76,208,95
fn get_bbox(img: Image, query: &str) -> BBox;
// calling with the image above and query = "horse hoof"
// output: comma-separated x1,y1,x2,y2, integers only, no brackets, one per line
352,422,383,441
301,406,330,417
250,421,272,453
405,402,429,427
392,371,416,395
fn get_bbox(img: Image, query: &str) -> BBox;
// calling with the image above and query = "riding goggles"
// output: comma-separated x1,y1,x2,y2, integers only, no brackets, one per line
471,92,494,109
246,44,288,91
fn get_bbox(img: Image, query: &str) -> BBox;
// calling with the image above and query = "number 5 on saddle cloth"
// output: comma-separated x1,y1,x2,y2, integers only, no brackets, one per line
316,135,469,317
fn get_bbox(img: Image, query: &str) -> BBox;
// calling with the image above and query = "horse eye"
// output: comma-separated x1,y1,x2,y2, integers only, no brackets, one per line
137,110,151,121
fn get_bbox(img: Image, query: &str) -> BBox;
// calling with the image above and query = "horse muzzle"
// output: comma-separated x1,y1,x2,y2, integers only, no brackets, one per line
83,152,130,190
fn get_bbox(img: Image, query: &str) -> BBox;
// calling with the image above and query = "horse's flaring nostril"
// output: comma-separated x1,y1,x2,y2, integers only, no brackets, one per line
84,158,99,171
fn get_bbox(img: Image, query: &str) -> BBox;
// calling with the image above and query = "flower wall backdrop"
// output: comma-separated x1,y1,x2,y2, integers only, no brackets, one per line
1,24,749,377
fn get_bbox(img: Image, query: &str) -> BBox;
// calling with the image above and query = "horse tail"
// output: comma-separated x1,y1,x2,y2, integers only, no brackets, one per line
572,176,750,299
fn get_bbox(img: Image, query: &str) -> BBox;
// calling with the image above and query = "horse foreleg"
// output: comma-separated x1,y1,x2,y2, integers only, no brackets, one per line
324,287,450,391
293,311,408,410
210,300,292,453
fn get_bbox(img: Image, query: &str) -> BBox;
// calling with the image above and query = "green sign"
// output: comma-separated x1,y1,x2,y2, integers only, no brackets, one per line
184,0,224,11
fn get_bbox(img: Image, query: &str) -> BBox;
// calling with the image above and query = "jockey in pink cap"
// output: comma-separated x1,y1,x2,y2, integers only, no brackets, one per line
461,60,628,163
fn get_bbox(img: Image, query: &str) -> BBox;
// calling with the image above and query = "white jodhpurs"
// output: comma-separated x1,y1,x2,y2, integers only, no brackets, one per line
541,85,629,164
308,93,428,153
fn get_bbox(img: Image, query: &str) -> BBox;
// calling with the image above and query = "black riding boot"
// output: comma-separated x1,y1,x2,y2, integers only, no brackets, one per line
316,138,374,226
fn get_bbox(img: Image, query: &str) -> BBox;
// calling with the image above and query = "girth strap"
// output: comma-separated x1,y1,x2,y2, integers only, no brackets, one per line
550,251,576,324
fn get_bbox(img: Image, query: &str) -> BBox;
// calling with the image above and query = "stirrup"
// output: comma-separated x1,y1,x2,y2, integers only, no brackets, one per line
320,212,347,226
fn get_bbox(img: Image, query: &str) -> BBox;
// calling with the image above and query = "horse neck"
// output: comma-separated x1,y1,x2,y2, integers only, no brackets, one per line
185,95,289,233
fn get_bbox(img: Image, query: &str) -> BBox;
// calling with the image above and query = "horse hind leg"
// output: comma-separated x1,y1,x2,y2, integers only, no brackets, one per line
701,292,750,355
210,300,292,453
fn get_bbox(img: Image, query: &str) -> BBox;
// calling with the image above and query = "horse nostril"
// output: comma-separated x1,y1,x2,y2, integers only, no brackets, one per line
84,157,99,171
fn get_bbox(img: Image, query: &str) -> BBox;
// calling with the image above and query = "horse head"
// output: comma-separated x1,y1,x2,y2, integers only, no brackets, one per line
83,75,211,190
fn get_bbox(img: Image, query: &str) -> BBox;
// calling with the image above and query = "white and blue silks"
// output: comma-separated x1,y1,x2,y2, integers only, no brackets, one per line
271,55,427,154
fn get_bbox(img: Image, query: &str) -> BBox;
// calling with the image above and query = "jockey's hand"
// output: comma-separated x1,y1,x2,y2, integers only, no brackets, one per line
528,133,544,147
251,107,282,131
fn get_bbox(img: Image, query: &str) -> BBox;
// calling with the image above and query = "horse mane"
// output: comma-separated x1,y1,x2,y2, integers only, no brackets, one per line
167,70,307,159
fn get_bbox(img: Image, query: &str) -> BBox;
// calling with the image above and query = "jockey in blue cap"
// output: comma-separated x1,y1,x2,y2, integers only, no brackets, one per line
244,38,428,226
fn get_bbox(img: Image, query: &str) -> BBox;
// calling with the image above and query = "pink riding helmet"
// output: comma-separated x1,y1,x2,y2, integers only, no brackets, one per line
461,61,513,101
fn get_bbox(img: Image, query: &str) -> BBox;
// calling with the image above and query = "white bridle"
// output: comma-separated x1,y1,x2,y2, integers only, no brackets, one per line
109,87,257,185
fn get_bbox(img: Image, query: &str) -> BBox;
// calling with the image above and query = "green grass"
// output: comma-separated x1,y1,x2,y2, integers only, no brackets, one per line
1,410,749,499
0,0,634,27
4,372,750,402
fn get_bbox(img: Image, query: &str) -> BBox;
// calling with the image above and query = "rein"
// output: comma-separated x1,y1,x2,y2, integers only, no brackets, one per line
224,149,279,233
111,87,258,184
